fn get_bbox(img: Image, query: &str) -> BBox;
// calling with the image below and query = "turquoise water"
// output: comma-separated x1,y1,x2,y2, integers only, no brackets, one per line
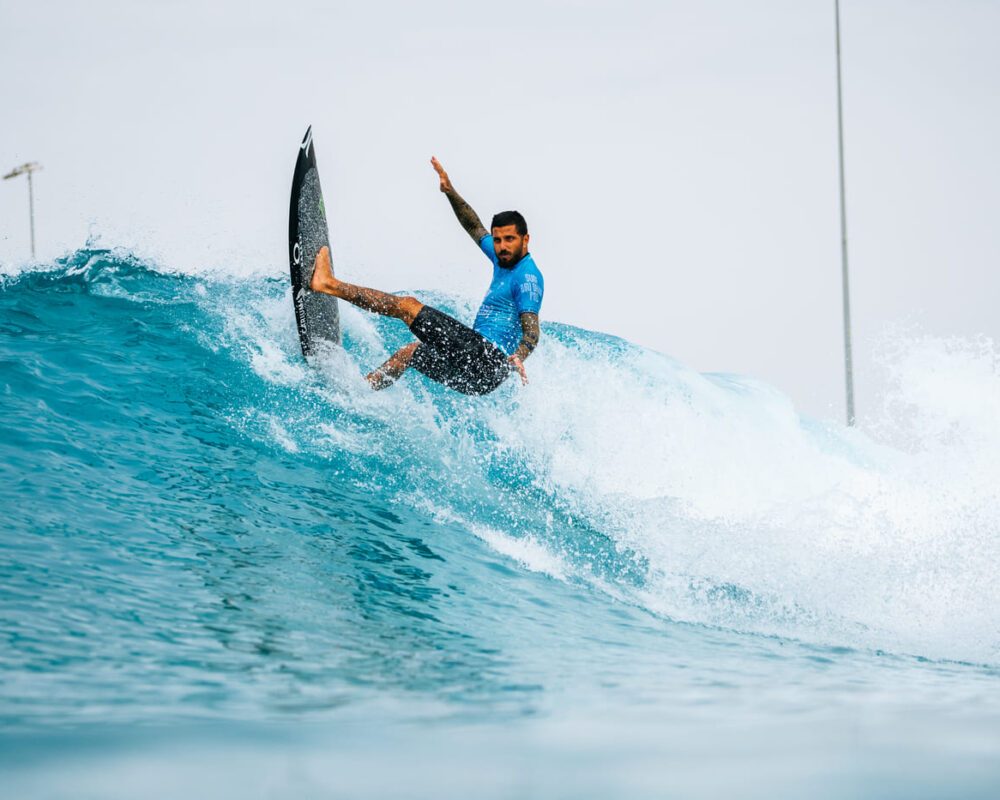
3,249,1000,798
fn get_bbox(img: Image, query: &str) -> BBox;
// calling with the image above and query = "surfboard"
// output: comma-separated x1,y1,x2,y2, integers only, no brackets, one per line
288,125,341,357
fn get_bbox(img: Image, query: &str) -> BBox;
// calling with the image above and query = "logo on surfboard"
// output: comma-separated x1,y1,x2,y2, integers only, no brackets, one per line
294,287,309,346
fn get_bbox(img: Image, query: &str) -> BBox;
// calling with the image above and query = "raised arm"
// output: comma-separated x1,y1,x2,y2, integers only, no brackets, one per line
431,157,488,244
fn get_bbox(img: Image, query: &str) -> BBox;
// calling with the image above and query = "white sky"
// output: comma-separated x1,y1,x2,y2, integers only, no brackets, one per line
2,0,998,421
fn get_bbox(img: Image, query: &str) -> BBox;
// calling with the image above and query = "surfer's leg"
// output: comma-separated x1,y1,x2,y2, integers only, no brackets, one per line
365,342,420,391
311,247,423,326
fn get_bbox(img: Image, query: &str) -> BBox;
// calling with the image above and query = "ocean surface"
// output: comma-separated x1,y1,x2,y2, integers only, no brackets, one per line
3,248,1000,798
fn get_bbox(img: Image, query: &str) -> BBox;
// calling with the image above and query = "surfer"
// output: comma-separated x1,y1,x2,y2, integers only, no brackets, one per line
309,157,543,395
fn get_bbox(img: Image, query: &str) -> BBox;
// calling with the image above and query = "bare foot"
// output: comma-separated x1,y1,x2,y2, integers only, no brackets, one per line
310,246,336,293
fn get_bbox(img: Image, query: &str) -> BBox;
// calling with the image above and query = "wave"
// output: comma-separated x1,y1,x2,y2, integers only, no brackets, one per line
4,248,1000,665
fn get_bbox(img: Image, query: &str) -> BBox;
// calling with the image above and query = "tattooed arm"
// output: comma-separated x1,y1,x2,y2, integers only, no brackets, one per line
431,157,489,244
512,312,540,362
507,312,541,385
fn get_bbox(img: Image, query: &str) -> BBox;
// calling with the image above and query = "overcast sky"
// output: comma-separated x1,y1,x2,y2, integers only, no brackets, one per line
2,0,998,421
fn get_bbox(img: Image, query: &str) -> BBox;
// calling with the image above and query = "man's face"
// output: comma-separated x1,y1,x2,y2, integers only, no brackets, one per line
492,225,529,268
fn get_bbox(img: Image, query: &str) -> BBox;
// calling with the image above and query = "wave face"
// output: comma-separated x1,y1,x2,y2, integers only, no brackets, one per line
3,249,1000,741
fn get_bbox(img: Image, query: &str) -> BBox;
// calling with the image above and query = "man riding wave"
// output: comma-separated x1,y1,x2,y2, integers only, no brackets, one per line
310,157,543,394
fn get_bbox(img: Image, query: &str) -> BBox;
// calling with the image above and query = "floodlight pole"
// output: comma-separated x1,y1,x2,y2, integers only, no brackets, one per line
3,161,43,259
834,0,856,426
27,168,36,258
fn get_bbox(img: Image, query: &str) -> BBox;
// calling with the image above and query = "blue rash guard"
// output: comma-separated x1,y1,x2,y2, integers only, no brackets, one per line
472,234,545,355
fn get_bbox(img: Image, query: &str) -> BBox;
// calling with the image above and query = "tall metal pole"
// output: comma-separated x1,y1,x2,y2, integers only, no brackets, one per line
3,161,42,258
27,169,36,259
835,0,856,426
3,161,42,260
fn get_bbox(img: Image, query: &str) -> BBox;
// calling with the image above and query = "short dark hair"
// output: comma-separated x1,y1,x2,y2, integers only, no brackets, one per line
491,210,528,236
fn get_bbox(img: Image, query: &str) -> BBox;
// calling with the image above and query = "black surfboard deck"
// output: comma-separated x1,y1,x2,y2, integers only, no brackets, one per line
288,125,341,357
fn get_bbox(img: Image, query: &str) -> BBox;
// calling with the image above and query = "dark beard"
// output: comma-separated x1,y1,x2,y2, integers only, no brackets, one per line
498,249,524,268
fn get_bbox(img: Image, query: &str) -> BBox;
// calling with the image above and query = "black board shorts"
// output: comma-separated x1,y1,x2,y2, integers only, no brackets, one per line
409,306,509,396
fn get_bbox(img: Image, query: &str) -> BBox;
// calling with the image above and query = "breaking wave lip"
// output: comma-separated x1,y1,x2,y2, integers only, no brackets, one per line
7,248,1000,666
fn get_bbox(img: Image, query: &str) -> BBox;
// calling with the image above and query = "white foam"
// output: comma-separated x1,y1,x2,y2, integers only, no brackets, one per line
210,272,1000,663
267,417,300,454
472,327,1000,662
409,496,570,582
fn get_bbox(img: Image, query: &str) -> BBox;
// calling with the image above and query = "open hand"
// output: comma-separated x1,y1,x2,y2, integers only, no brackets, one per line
430,156,453,194
507,354,528,386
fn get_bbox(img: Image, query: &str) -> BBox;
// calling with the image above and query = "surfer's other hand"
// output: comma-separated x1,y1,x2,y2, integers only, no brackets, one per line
430,157,453,194
507,354,528,386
